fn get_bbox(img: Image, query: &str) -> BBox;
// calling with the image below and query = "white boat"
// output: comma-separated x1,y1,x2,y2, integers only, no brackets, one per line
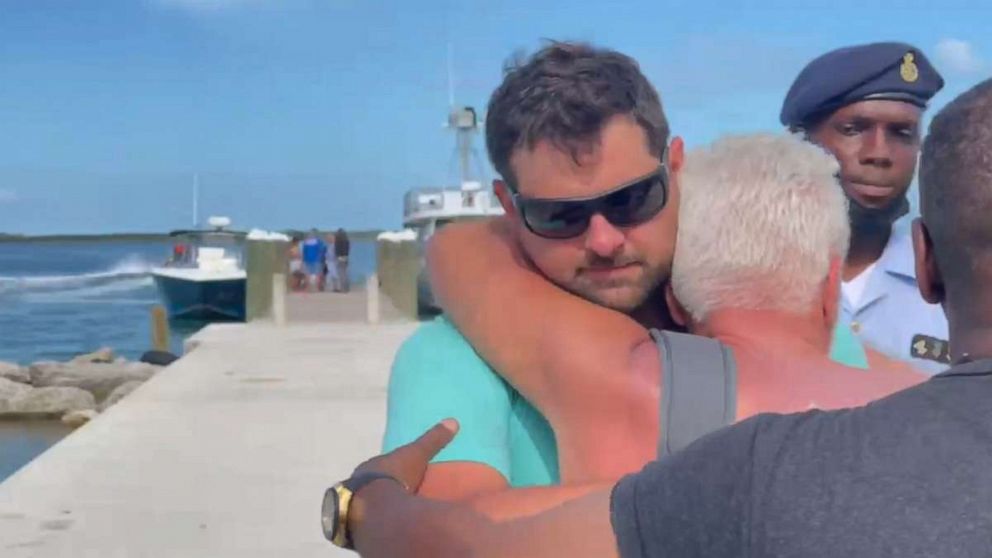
405,106,504,313
151,217,247,321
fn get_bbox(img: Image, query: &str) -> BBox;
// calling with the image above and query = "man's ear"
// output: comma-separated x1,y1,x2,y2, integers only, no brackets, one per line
822,255,842,328
913,218,945,304
494,179,519,220
664,282,690,329
666,137,685,206
668,136,685,173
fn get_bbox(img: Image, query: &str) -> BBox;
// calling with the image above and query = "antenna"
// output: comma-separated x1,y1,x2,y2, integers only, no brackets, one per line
443,43,486,187
192,173,199,228
447,42,455,108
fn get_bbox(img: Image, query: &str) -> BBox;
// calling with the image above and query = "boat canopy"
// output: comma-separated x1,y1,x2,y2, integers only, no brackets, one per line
167,229,248,240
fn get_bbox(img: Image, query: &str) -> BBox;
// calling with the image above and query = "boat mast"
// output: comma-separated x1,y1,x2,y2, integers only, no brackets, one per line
192,173,199,228
447,42,455,109
446,45,480,187
450,109,478,186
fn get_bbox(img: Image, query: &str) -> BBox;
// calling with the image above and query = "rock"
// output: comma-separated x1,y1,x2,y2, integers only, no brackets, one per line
25,361,59,386
0,361,29,384
139,350,179,366
71,347,115,364
61,409,99,428
0,377,33,399
0,386,95,418
98,380,144,412
29,361,158,401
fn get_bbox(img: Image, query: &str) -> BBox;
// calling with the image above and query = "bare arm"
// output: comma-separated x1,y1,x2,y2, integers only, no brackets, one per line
467,483,611,521
428,219,649,412
481,489,618,558
429,220,626,405
427,219,660,480
418,462,510,501
350,422,620,558
420,461,614,521
353,480,618,558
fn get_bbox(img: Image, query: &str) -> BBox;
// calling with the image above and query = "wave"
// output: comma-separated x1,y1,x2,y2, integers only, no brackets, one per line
22,278,157,304
0,256,157,297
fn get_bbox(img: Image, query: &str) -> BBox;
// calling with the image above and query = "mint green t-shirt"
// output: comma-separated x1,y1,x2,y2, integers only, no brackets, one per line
382,316,870,488
382,317,559,486
830,317,870,369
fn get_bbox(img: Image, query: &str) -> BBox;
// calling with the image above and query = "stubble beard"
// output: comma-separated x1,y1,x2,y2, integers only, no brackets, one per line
568,262,662,314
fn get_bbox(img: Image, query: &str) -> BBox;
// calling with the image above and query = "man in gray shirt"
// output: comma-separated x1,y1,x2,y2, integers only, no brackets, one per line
334,78,992,558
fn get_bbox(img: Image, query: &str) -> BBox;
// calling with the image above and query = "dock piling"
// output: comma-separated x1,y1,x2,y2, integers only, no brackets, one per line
272,273,287,326
150,305,170,351
366,273,380,324
246,237,290,322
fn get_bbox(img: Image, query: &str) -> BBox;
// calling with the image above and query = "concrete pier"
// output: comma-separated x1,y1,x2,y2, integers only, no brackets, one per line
286,284,406,324
0,291,418,557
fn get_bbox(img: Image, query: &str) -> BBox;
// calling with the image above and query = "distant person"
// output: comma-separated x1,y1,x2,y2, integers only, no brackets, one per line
288,238,306,291
324,233,338,290
333,227,350,292
169,243,187,266
301,229,327,292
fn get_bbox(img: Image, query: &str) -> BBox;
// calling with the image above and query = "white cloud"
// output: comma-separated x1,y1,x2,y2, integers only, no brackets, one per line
0,189,18,204
935,38,984,75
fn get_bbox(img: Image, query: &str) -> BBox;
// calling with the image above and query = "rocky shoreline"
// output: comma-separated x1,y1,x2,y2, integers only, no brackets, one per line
0,348,168,427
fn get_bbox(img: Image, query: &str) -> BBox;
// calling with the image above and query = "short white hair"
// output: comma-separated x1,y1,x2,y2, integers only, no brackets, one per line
672,133,850,322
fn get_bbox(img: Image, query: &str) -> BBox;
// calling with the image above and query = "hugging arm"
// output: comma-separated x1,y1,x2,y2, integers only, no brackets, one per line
427,219,662,480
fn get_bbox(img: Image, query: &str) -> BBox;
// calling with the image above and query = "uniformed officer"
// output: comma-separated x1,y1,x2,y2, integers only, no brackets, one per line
781,42,949,374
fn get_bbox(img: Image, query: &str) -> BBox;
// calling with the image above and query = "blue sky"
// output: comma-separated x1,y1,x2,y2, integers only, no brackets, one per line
0,0,989,234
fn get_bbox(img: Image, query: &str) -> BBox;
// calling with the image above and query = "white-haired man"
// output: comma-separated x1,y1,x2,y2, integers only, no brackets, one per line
426,133,922,481
343,79,992,558
330,133,931,557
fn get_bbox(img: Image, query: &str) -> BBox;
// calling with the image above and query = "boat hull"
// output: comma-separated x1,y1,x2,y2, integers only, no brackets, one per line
152,274,246,321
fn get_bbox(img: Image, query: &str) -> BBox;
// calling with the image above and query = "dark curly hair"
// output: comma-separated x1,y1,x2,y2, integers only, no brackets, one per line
920,77,992,293
485,41,669,189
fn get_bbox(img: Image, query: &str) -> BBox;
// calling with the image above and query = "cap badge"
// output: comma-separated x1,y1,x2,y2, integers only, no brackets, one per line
900,52,919,83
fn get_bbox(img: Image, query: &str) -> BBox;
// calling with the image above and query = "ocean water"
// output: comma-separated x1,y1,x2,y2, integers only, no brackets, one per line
0,239,377,365
0,238,377,483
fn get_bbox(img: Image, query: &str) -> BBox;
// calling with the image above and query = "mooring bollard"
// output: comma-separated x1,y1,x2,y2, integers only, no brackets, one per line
246,234,290,322
151,305,170,352
272,273,287,327
366,273,380,324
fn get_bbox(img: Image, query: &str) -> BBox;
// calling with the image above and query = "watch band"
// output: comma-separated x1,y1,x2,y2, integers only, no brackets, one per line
323,472,406,549
344,471,406,495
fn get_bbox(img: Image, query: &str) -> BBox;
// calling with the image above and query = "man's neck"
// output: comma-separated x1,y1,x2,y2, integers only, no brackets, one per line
950,321,992,364
628,287,677,331
845,223,892,281
699,308,832,359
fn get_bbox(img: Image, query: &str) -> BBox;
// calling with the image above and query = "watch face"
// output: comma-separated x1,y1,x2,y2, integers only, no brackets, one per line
321,486,340,541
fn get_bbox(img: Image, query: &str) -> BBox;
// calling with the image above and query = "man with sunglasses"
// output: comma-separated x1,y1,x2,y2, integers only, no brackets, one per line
381,42,684,514
379,42,915,517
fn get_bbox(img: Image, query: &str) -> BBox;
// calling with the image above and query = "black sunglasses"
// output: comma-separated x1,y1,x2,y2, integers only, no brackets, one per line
512,164,669,240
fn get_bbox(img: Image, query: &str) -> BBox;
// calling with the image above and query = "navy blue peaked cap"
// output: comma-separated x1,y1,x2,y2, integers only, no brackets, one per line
780,42,944,128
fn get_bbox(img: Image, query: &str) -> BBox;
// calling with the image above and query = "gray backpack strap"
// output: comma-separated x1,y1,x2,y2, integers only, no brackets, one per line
651,329,738,457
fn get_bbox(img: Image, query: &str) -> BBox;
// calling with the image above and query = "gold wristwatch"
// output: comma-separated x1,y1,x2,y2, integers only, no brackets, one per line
321,472,404,549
